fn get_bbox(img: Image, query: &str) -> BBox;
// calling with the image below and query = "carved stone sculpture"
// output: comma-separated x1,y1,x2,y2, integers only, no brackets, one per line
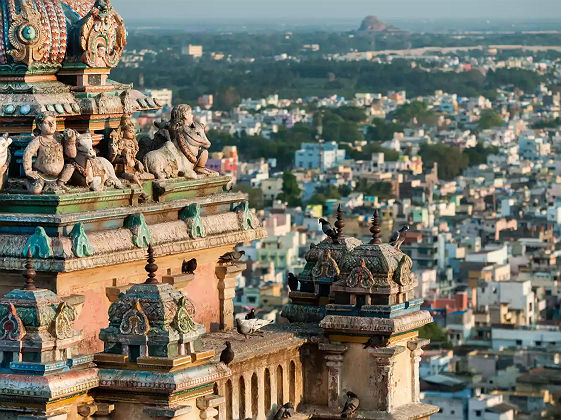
7,0,46,66
22,112,76,194
143,105,217,179
109,115,154,188
0,134,11,191
67,130,123,191
80,0,126,68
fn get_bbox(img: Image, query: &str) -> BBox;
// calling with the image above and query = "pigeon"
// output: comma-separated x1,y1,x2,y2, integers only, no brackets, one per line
219,341,234,365
236,318,273,339
341,391,360,418
218,250,246,265
389,225,409,250
273,402,295,419
245,308,256,320
319,218,338,244
287,272,299,292
182,258,197,274
363,336,387,350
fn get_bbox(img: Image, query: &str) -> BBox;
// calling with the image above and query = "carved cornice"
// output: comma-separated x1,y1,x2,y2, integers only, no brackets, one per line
319,310,433,335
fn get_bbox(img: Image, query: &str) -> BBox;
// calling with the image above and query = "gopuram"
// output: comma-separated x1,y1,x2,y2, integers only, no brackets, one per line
0,0,439,419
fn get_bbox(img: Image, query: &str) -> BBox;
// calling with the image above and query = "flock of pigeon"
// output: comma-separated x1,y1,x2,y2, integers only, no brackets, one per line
177,217,406,417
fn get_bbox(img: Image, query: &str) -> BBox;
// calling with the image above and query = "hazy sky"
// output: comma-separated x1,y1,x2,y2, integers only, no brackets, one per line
116,0,561,23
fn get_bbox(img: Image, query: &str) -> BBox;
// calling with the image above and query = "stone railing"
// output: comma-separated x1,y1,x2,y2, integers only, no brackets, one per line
201,327,307,420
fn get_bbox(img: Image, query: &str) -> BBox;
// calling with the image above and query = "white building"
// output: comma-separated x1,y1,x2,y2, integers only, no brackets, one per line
294,141,346,171
518,131,550,160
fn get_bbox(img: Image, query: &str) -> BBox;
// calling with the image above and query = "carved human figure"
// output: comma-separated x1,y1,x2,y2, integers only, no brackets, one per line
109,115,154,188
0,134,12,191
22,112,75,194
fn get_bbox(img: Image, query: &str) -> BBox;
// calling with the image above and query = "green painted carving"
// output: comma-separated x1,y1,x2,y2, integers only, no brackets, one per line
124,213,152,248
69,223,94,257
232,201,254,230
22,227,53,258
179,204,206,239
174,297,197,333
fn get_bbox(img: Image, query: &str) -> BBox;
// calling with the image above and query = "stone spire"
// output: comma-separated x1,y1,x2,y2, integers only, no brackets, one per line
335,204,345,239
23,249,37,291
144,244,159,284
370,209,382,244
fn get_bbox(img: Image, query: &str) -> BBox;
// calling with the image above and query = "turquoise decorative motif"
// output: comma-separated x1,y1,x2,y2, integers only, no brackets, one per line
124,213,152,248
21,25,36,41
69,223,94,257
233,200,254,230
179,203,206,239
22,227,53,258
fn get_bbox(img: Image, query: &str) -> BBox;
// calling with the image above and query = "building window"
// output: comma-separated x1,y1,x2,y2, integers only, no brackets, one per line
516,339,522,345
476,410,482,417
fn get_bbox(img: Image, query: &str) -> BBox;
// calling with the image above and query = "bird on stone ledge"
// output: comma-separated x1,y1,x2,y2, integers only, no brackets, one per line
389,224,409,250
219,341,234,365
287,272,299,292
218,250,245,265
181,258,197,274
245,308,256,320
273,402,295,419
363,335,388,350
319,218,338,244
236,318,273,339
341,391,360,418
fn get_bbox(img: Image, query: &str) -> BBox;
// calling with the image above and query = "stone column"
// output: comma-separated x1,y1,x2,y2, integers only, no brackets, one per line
215,263,246,331
197,395,225,420
256,367,266,420
407,338,429,404
319,343,348,410
369,346,405,412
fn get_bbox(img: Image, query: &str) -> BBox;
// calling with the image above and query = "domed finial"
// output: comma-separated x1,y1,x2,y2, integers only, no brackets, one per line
144,244,159,284
23,249,37,291
334,204,345,239
370,209,382,244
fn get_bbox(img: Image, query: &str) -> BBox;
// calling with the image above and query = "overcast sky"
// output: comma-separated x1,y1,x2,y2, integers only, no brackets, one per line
116,0,561,23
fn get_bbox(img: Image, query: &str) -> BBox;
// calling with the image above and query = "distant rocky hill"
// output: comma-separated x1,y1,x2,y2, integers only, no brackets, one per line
357,15,401,33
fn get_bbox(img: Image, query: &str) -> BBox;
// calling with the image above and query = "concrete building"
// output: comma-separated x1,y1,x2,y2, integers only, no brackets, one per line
294,141,346,170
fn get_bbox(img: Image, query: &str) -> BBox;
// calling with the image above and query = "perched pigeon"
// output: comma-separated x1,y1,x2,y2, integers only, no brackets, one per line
245,308,256,320
236,318,273,339
389,225,409,250
219,341,234,365
273,402,295,419
218,250,245,265
182,258,197,274
363,336,387,350
319,218,338,243
341,391,360,418
287,272,299,292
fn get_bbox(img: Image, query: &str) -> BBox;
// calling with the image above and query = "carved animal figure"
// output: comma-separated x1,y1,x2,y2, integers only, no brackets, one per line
341,391,360,418
319,218,339,244
219,341,234,365
69,131,123,191
0,134,12,190
236,318,273,339
143,105,216,179
273,402,295,419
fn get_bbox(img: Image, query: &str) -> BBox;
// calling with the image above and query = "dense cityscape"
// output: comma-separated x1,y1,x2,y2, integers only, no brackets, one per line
125,15,561,420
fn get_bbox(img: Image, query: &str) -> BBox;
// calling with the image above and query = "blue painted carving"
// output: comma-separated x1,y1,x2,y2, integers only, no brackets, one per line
69,223,94,257
22,227,53,258
179,203,206,239
124,213,152,248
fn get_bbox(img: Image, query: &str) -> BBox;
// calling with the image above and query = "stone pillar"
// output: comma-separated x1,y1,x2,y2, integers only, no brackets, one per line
197,395,225,420
256,367,266,420
215,263,246,331
319,343,347,410
231,376,240,420
407,338,429,404
369,346,405,412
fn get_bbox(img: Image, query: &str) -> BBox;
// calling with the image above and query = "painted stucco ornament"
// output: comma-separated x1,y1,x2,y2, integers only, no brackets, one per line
124,213,152,248
53,301,76,339
0,303,26,341
312,250,340,280
69,223,94,258
173,296,196,333
346,259,375,289
120,299,150,335
143,105,218,179
233,201,254,230
7,0,46,65
23,226,53,258
80,0,126,68
0,134,11,191
180,203,206,239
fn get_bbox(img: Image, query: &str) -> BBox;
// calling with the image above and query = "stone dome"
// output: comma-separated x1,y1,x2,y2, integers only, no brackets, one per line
0,0,125,73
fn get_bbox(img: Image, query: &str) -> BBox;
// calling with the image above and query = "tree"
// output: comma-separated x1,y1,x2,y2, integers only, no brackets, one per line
366,119,404,141
278,172,301,207
478,109,505,130
419,322,453,349
419,143,468,180
232,184,264,210
355,179,394,200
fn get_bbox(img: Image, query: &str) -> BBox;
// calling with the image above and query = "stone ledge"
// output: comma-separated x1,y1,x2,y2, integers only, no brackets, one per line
143,405,192,418
298,402,439,419
162,273,194,289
